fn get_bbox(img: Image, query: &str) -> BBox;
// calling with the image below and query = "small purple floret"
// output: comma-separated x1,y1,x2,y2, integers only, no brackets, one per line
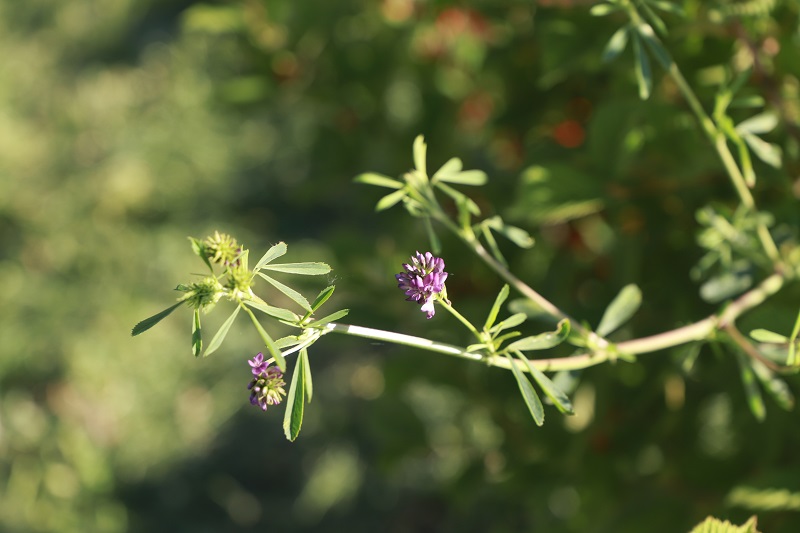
395,251,448,319
248,352,269,376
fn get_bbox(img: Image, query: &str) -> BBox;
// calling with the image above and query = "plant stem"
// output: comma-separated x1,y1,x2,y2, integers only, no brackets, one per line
437,298,482,340
434,211,590,337
321,272,787,372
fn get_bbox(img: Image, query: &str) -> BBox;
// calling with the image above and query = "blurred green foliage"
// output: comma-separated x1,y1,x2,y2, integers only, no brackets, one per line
2,0,800,531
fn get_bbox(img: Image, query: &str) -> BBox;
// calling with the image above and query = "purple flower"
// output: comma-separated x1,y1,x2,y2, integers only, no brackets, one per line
247,354,286,411
248,352,269,376
396,251,448,319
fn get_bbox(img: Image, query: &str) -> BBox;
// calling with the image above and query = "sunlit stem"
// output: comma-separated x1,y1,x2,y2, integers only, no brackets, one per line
314,271,787,373
431,209,590,338
723,323,783,372
437,298,482,341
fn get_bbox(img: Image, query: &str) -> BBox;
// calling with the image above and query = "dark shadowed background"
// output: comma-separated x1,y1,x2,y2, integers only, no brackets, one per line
2,0,800,531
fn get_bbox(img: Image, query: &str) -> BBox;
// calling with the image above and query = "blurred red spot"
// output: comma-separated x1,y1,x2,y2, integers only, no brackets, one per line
436,7,490,40
458,92,494,131
553,120,585,148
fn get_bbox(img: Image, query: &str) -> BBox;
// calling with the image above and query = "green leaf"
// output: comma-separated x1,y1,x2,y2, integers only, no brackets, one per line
637,23,672,69
204,305,241,357
484,285,509,331
375,188,407,212
700,272,753,303
257,273,313,312
189,236,213,272
485,216,535,248
730,95,765,108
650,1,685,16
751,360,794,411
602,26,629,63
496,223,534,249
632,33,652,100
506,354,544,426
493,331,522,346
131,301,185,336
466,343,490,353
436,169,488,186
431,157,463,181
736,113,778,135
275,335,301,349
590,3,621,16
734,350,766,422
192,308,202,357
551,370,583,397
301,348,313,403
310,285,335,313
517,352,575,415
507,320,571,352
490,313,527,335
260,262,332,275
353,172,403,189
749,329,788,344
244,299,299,323
254,242,287,271
596,284,642,337
413,135,427,176
640,2,667,35
789,309,800,366
305,309,350,328
732,132,756,187
743,133,782,168
689,516,760,533
283,353,306,441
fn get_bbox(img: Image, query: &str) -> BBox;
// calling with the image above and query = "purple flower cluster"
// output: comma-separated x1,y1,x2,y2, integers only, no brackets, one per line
247,353,286,411
396,251,448,319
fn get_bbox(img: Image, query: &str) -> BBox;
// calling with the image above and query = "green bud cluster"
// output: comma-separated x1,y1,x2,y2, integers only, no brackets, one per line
179,277,224,311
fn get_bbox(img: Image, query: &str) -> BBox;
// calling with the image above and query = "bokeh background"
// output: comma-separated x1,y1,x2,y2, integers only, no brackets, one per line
2,0,800,531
